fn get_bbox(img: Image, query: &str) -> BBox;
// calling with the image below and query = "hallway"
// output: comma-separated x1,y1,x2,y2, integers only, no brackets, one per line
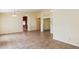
0,31,78,49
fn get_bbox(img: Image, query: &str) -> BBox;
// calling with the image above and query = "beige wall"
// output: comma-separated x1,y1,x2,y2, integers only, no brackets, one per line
53,9,79,47
0,12,40,34
0,13,23,34
41,10,52,18
0,15,2,33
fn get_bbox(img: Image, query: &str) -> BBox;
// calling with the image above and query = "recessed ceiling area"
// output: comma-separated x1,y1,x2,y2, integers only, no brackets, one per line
0,9,52,13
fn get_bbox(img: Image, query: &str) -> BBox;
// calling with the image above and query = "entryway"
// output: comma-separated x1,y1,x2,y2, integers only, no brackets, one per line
43,18,50,32
23,16,28,31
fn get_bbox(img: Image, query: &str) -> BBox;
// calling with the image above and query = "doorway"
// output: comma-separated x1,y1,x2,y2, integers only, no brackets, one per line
36,18,41,31
23,16,28,31
43,18,50,32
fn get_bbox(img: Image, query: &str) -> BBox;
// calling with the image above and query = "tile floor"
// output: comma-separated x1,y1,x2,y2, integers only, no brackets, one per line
0,31,79,49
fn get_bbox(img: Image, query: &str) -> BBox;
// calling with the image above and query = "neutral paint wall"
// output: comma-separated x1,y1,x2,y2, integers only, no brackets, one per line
28,15,36,31
0,13,23,34
0,12,39,34
31,12,41,31
53,9,79,47
41,11,52,18
50,16,53,33
0,15,2,34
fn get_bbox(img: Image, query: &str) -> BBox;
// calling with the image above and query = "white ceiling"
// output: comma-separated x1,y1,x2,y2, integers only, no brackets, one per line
0,9,50,13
